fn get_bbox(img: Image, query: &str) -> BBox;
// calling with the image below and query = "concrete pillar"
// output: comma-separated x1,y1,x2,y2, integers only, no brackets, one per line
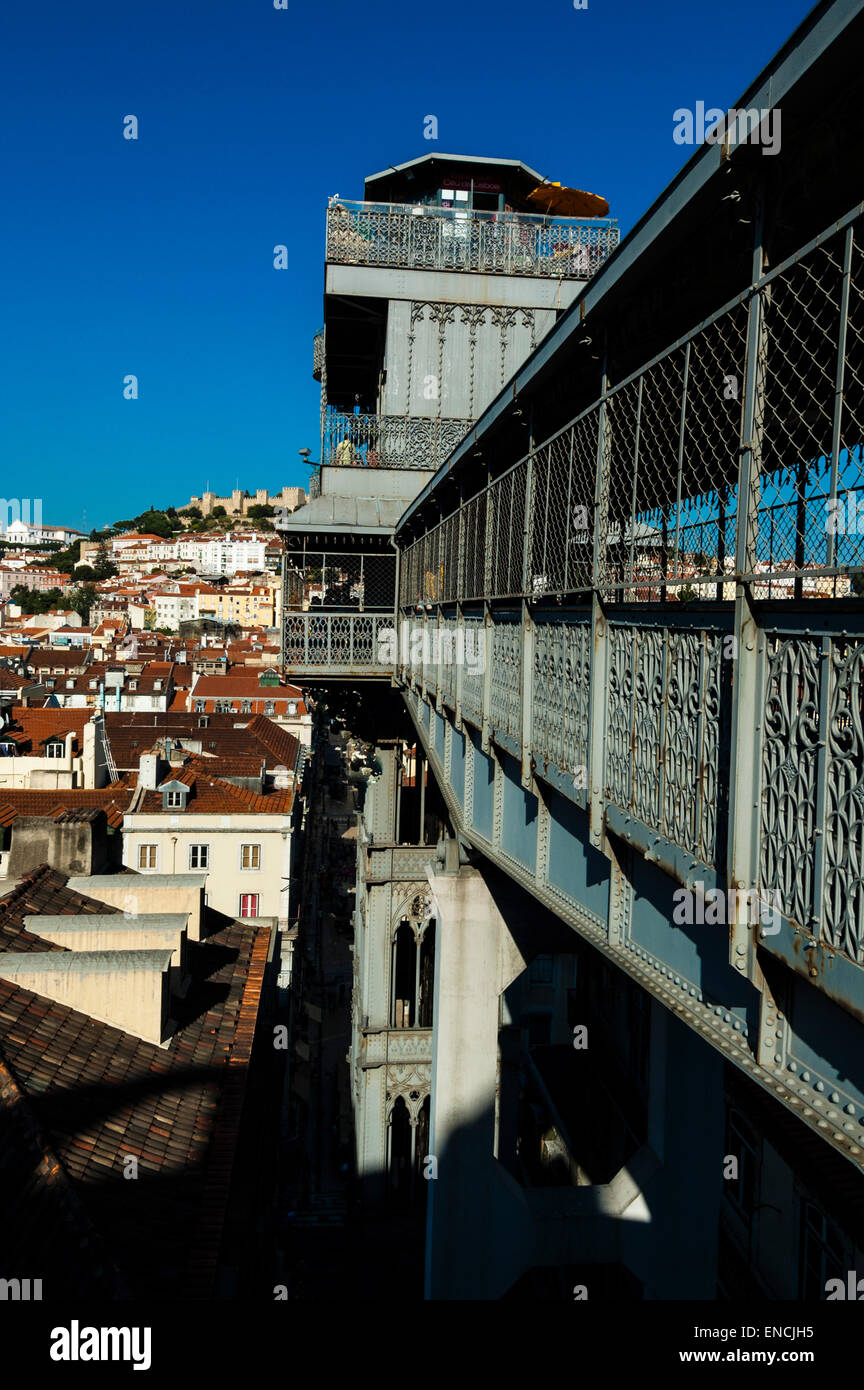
424,867,535,1299
355,1064,387,1204
366,747,398,843
362,883,392,1029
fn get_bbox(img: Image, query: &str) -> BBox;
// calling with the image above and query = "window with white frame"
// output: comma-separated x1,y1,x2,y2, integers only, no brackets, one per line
45,741,64,759
138,843,158,870
165,790,184,808
240,843,261,870
189,843,209,869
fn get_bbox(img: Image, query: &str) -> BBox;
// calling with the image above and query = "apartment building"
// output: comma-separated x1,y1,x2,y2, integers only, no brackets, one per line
0,708,111,790
188,671,311,743
122,753,298,923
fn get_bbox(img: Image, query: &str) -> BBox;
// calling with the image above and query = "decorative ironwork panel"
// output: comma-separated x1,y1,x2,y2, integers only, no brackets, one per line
823,638,864,961
438,616,457,707
326,200,619,280
490,617,522,741
532,619,591,785
281,613,392,671
606,623,728,865
461,618,485,726
606,625,635,811
699,634,724,861
662,629,706,854
630,628,665,831
760,636,821,930
322,410,472,470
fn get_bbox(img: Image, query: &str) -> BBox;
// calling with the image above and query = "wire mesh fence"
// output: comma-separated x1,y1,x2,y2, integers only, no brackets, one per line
283,551,395,610
397,207,864,608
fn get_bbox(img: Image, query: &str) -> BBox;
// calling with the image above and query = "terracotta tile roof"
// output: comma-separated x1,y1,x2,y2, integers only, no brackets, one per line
5,706,94,745
29,647,90,669
102,712,301,781
0,866,121,953
0,863,271,1297
0,786,133,830
0,1054,119,1296
246,714,301,769
157,766,197,789
137,772,293,815
0,669,30,691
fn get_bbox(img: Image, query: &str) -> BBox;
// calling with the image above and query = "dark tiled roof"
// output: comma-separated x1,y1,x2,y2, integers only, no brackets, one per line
0,867,119,953
0,864,271,1298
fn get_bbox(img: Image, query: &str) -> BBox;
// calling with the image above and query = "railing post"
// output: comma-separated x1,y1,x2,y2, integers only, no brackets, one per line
588,354,611,851
391,543,401,682
521,427,535,790
455,600,464,732
810,635,833,943
481,601,493,755
521,599,534,791
826,224,854,571
727,196,768,987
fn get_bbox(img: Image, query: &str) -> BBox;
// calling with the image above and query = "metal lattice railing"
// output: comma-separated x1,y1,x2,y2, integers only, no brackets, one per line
282,613,393,671
323,411,473,470
398,205,864,606
326,200,620,280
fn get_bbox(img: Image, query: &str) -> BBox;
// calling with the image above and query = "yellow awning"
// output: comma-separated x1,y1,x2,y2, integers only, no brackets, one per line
525,183,610,218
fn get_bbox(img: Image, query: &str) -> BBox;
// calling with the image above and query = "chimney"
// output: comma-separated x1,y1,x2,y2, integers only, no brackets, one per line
138,751,162,790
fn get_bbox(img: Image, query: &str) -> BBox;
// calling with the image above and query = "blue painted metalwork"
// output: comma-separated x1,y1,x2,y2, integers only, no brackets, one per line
390,198,864,1175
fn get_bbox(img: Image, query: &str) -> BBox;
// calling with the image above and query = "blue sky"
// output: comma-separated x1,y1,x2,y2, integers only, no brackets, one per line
0,0,815,532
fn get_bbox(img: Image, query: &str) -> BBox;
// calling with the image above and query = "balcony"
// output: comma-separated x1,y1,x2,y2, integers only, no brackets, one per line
326,200,619,279
323,411,473,470
282,612,394,677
